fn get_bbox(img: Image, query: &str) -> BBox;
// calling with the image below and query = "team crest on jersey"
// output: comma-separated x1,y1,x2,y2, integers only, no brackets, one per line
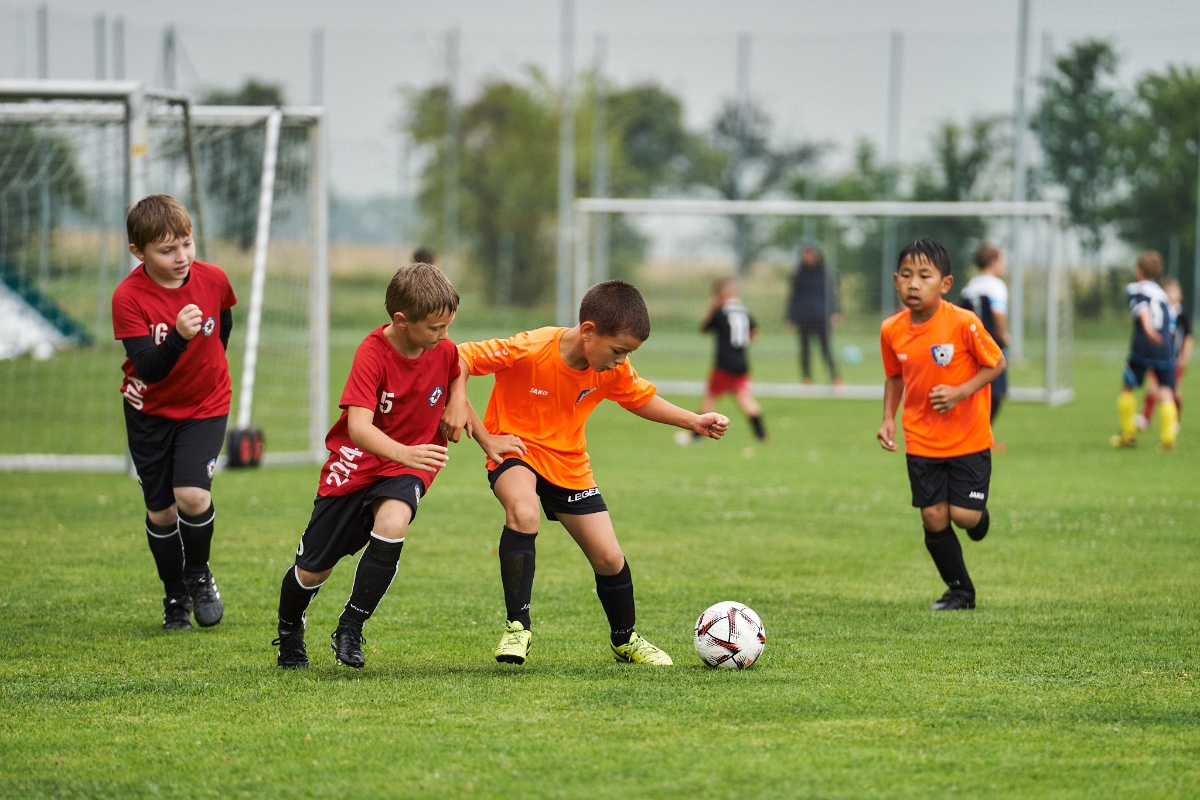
930,344,954,366
575,388,597,405
202,316,216,336
428,386,444,406
206,458,217,478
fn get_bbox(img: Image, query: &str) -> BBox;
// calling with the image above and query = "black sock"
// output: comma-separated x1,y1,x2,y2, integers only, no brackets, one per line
924,526,974,594
749,415,767,441
339,535,404,629
595,561,635,646
278,566,321,634
966,508,990,542
145,515,186,596
178,503,215,576
498,526,537,629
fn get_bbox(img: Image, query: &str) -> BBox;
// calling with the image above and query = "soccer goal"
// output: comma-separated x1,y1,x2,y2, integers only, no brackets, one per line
572,197,1072,405
0,80,329,471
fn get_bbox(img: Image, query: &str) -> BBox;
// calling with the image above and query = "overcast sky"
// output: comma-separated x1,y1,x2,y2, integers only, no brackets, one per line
3,0,1198,198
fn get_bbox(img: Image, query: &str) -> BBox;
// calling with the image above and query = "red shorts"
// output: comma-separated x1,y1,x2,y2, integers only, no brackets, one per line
707,368,749,396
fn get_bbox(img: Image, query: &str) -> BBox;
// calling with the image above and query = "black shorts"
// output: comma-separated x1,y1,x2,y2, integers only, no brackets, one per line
123,405,227,512
294,474,426,573
487,458,608,522
1123,355,1176,390
905,450,991,510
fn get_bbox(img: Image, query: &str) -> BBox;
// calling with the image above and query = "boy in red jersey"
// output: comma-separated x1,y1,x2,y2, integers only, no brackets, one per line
877,239,1006,611
443,280,730,666
112,195,237,631
272,262,477,670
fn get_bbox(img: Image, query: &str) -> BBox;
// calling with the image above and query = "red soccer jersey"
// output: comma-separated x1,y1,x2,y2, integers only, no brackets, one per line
111,260,237,420
458,327,657,490
880,300,1003,458
317,327,461,497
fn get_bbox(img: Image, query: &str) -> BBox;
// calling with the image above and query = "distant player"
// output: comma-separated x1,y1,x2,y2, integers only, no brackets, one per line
412,246,438,267
272,263,462,669
443,280,730,666
877,239,1006,611
1112,251,1177,450
1138,277,1191,433
111,194,236,631
677,277,767,445
959,243,1010,424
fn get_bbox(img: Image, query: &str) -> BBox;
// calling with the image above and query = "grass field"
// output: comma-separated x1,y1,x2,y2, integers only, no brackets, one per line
2,322,1198,798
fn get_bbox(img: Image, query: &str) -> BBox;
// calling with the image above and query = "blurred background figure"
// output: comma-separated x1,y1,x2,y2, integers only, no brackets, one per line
785,242,841,385
412,247,438,267
960,242,1010,426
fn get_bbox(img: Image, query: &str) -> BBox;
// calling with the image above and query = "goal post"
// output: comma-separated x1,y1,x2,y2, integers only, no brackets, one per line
573,197,1072,405
0,80,329,471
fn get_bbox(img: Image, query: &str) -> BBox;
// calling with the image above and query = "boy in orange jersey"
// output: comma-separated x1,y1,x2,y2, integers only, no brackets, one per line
443,280,730,665
877,239,1006,611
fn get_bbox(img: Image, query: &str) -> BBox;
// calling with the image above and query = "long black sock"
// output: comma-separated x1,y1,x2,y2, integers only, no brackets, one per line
966,508,990,542
278,566,321,634
749,415,767,441
595,561,635,646
146,515,185,596
498,526,537,629
339,535,404,629
924,526,974,593
178,503,215,576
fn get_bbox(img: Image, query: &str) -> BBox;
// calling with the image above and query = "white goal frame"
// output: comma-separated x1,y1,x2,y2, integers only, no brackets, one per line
573,197,1072,405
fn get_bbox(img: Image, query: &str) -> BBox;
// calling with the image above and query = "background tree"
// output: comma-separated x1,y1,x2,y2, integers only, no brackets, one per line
1031,39,1125,260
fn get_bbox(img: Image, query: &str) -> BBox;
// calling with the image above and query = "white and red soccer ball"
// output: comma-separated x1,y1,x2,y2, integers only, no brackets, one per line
693,601,765,669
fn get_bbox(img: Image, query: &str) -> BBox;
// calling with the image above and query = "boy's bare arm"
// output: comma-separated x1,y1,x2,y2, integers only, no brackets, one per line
928,354,1008,414
627,395,730,440
877,374,904,451
347,405,448,473
439,355,471,443
1138,306,1163,345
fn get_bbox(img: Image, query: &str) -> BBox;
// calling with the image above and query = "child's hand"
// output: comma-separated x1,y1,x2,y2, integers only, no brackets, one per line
175,304,203,340
928,384,965,414
474,430,527,463
877,419,898,451
692,413,730,440
440,401,468,443
397,443,449,472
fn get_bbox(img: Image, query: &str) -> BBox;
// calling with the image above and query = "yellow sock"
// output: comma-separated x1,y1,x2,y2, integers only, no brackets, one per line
1118,391,1137,439
1160,396,1178,447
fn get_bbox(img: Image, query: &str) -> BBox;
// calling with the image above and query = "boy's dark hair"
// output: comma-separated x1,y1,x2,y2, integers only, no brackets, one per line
412,246,438,265
579,280,651,340
973,242,1002,271
385,262,459,321
126,194,192,252
897,238,952,278
1136,250,1163,282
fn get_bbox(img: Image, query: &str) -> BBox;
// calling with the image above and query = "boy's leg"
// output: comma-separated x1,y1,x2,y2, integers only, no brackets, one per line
173,416,227,627
145,514,190,629
922,508,975,610
734,385,767,442
491,464,541,663
1140,372,1159,428
274,566,325,669
1157,384,1178,450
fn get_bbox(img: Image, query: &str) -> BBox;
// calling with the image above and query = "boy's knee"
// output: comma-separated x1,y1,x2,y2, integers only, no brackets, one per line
950,506,983,530
174,487,211,516
920,504,950,531
504,501,542,533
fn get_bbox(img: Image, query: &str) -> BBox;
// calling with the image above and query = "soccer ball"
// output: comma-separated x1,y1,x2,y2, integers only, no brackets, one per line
693,601,765,669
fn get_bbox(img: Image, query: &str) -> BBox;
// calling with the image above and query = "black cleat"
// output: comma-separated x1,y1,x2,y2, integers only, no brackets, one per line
331,624,366,669
273,630,309,669
931,588,976,611
162,595,193,630
966,508,990,542
184,570,224,627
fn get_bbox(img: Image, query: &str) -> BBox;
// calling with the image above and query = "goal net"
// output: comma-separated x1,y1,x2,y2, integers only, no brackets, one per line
0,80,328,470
573,198,1072,406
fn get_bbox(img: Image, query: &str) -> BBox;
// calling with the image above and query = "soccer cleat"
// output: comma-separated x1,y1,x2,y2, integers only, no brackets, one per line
273,629,309,669
184,570,224,627
611,632,673,665
1109,434,1136,449
331,624,366,669
930,588,976,611
162,594,193,631
1157,441,1177,453
494,620,532,664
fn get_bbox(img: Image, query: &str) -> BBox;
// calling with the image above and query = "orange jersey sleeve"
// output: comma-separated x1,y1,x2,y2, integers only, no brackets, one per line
879,301,1002,457
458,327,657,489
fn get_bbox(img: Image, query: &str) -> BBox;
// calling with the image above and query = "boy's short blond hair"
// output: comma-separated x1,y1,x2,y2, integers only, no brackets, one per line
385,262,459,321
1136,251,1163,282
126,194,192,252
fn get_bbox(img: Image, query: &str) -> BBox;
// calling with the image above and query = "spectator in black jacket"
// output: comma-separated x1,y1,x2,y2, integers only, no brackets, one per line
785,242,841,384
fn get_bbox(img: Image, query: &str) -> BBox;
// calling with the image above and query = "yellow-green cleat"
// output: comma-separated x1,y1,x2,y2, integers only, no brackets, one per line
1109,434,1137,449
495,620,532,664
611,632,673,665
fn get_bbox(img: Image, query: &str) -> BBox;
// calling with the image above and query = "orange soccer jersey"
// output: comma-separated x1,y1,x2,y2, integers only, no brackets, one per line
458,327,657,489
880,300,1003,458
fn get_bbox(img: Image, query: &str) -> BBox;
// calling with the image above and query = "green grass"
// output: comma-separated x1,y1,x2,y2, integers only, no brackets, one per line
2,322,1198,798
